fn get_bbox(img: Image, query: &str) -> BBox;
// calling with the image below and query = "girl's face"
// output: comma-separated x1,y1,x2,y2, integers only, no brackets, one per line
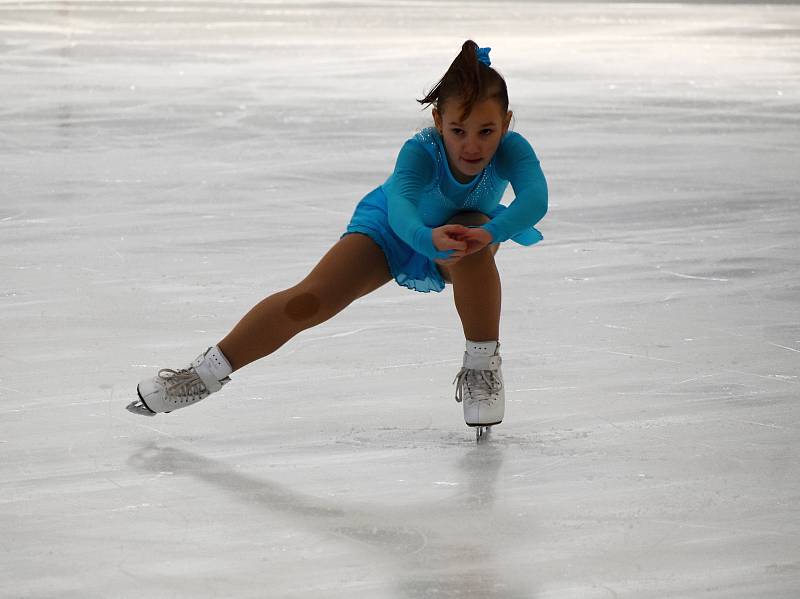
433,97,512,184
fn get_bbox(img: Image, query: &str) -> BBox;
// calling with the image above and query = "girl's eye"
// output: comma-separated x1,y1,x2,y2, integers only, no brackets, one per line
450,128,494,136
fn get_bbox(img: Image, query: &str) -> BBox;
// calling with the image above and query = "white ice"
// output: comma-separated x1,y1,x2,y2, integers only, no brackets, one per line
1,1,799,597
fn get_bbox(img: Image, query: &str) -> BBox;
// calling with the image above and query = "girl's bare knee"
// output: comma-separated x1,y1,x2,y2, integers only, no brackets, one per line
284,291,322,322
282,282,353,324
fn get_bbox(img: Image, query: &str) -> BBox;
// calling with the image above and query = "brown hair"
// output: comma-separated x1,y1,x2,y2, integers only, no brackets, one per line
417,40,509,122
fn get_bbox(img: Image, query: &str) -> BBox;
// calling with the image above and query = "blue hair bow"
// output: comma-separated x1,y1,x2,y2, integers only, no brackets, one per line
476,46,491,67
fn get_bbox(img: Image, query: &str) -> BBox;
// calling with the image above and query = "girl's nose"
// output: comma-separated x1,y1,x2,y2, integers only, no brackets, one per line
464,138,481,155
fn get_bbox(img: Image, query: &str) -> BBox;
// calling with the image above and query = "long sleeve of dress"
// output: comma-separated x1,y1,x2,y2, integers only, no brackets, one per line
482,132,548,244
383,140,451,260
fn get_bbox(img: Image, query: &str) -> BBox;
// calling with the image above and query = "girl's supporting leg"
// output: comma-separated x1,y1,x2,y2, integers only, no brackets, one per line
436,212,501,342
218,233,392,372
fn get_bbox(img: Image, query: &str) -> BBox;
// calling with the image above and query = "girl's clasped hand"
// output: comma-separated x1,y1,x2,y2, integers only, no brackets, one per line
432,225,494,266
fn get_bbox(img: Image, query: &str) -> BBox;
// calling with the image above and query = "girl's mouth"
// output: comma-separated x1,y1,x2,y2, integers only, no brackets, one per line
462,157,482,165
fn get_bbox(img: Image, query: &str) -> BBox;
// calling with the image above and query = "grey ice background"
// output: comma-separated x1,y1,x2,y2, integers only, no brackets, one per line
1,1,799,597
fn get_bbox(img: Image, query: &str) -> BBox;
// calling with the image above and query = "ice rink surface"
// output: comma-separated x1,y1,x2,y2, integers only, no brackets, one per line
2,1,799,597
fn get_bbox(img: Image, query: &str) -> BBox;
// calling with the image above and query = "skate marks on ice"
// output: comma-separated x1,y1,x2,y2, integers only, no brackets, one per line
327,422,546,450
331,424,481,449
127,441,541,598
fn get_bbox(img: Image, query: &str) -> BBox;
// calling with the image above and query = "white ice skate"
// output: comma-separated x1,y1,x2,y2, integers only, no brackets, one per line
453,341,504,442
127,346,233,416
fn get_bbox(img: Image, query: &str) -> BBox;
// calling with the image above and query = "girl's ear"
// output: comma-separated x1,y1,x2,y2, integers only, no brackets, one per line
503,110,513,133
432,107,442,134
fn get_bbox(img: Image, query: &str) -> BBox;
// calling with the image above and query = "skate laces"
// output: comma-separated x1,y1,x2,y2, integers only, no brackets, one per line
158,368,209,400
453,367,502,404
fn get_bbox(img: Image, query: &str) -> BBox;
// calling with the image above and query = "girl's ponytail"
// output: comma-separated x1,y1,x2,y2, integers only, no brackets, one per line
418,40,508,122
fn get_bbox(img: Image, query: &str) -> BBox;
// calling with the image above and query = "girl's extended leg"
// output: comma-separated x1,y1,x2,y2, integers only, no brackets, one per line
218,233,392,371
129,233,391,416
436,212,500,341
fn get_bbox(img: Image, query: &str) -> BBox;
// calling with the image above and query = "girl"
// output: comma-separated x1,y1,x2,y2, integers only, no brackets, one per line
127,40,548,433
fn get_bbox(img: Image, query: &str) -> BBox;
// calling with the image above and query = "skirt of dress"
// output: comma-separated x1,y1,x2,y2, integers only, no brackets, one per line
342,186,446,293
342,186,544,294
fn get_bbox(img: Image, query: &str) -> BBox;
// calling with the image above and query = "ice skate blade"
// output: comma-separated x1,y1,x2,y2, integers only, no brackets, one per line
126,400,156,416
474,425,491,443
466,421,501,428
126,387,157,417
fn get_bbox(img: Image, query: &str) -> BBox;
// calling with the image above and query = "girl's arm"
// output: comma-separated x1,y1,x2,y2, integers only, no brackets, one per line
384,140,462,260
482,132,548,243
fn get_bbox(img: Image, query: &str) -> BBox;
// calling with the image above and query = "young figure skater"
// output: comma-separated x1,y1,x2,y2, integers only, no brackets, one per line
127,40,548,432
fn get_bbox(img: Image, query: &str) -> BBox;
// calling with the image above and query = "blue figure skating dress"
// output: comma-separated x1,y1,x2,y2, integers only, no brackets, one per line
343,127,548,293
